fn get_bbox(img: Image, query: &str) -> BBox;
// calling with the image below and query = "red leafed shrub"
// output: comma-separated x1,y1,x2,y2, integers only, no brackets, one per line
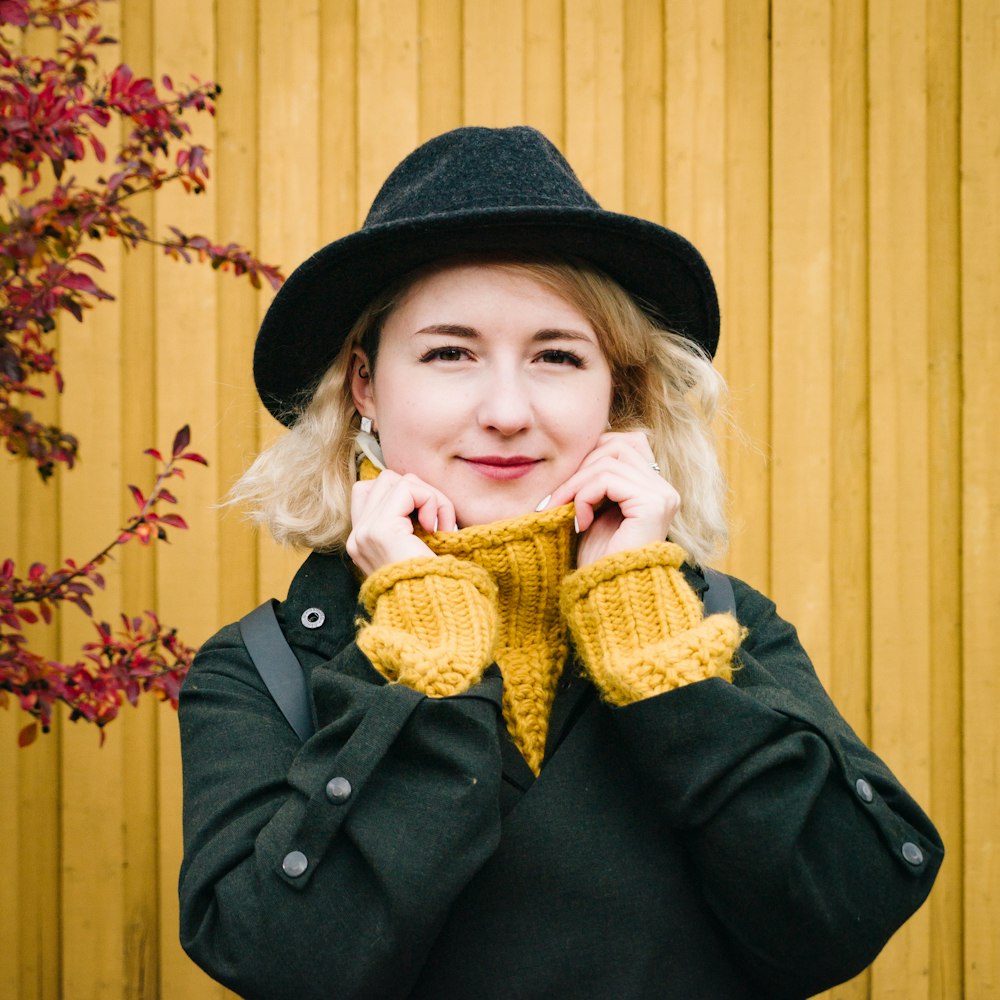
1,427,207,747
1,1,284,743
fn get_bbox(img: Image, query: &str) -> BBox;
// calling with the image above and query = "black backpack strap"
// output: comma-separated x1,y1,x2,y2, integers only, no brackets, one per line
239,599,315,743
701,566,737,618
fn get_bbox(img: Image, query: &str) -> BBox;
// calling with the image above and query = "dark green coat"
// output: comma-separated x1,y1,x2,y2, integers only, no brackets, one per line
178,551,942,1000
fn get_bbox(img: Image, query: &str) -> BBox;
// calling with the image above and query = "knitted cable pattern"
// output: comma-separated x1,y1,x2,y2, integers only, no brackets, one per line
424,505,576,776
356,556,499,698
561,541,745,707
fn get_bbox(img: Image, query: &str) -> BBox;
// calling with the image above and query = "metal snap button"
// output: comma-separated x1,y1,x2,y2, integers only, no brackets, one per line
282,850,308,877
901,842,924,866
855,777,874,803
301,607,325,629
325,776,352,803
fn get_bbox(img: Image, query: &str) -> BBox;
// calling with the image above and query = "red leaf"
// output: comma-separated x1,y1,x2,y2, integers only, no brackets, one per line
18,722,39,748
158,514,188,530
180,451,207,465
158,489,177,503
171,425,191,457
128,484,146,508
62,272,101,294
74,253,105,272
144,448,164,461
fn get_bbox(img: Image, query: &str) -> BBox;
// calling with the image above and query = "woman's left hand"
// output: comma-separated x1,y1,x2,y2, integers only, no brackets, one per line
546,431,680,567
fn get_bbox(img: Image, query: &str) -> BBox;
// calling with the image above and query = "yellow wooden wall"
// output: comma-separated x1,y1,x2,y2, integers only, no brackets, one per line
1,1,997,997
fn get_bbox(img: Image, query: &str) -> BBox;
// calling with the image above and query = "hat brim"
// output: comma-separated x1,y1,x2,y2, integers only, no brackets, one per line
254,206,720,425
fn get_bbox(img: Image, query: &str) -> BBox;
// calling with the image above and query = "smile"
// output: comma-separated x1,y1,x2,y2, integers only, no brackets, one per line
460,456,541,481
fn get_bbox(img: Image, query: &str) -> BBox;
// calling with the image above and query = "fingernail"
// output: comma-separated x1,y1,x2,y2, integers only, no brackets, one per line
535,494,551,511
573,515,580,534
433,515,438,533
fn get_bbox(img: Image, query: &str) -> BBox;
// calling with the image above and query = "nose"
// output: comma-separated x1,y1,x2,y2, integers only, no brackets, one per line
476,368,534,436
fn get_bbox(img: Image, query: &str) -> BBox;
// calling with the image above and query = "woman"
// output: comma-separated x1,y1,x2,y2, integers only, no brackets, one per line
178,126,941,1000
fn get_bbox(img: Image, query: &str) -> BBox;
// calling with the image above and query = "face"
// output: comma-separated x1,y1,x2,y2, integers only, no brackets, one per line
352,263,614,527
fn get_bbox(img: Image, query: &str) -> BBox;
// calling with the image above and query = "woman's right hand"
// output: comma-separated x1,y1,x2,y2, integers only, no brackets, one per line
346,470,457,576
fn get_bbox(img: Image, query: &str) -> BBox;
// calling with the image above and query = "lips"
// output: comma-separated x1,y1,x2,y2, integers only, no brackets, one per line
460,455,541,481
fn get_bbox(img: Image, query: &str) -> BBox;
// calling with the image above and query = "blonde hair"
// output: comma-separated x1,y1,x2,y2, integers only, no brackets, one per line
229,256,731,564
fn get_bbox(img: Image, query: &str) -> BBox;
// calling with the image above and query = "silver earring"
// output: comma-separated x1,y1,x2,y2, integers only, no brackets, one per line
359,416,373,434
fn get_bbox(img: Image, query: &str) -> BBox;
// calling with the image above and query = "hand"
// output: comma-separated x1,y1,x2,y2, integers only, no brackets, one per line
346,470,457,576
546,431,680,567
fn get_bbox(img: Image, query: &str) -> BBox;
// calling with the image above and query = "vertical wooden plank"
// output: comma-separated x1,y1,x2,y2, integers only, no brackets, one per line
826,8,870,992
623,0,664,224
719,0,770,592
0,615,24,1000
321,0,359,234
828,0,871,741
665,0,726,270
768,0,832,680
564,0,625,208
215,0,261,627
357,0,419,212
462,0,525,127
15,713,61,1000
524,0,564,145
1,458,62,1000
5,20,65,1000
117,5,164,992
57,0,128,991
419,0,462,140
151,2,222,998
924,1,963,996
961,0,1000,993
867,0,934,995
0,511,21,999
255,0,322,603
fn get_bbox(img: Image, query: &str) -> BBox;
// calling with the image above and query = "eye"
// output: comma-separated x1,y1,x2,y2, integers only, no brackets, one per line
419,346,470,363
537,349,585,368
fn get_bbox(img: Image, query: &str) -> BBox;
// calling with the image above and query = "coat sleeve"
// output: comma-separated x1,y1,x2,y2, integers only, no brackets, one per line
178,622,504,1000
606,577,943,999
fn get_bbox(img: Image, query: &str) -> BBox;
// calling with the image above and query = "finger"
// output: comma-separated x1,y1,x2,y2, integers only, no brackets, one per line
569,466,652,532
412,490,455,533
547,435,658,509
581,430,656,469
550,453,659,510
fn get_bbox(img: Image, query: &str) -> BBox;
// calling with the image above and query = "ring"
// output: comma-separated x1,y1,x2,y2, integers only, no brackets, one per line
650,462,661,473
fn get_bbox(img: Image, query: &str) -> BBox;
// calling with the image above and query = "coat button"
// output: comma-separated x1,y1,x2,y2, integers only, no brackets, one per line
326,776,352,803
282,851,308,877
301,607,325,629
901,842,924,866
855,778,874,803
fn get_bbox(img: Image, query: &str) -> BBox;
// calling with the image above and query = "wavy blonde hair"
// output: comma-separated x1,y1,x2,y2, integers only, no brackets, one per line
229,256,731,564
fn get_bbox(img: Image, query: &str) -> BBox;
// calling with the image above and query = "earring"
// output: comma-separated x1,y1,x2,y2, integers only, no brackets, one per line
358,364,369,380
359,416,373,434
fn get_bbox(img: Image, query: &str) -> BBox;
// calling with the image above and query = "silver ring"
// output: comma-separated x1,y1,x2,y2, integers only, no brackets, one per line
650,462,661,473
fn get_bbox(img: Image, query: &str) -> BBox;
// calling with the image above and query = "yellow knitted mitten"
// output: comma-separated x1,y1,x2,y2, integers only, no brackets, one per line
561,541,744,707
356,555,498,698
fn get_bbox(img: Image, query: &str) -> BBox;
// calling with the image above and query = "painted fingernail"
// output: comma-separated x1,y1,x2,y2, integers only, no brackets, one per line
433,515,439,533
573,515,580,534
535,495,551,511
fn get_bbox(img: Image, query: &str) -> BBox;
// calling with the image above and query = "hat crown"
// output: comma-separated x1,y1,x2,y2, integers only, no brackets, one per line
365,126,600,227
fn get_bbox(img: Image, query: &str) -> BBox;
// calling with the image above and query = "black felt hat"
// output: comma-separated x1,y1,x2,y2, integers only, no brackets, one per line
254,125,720,425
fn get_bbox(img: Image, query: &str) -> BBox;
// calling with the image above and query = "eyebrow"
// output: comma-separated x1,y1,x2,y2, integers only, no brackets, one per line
413,323,596,344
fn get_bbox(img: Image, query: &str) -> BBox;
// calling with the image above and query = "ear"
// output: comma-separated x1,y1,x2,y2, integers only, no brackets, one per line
349,348,375,422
